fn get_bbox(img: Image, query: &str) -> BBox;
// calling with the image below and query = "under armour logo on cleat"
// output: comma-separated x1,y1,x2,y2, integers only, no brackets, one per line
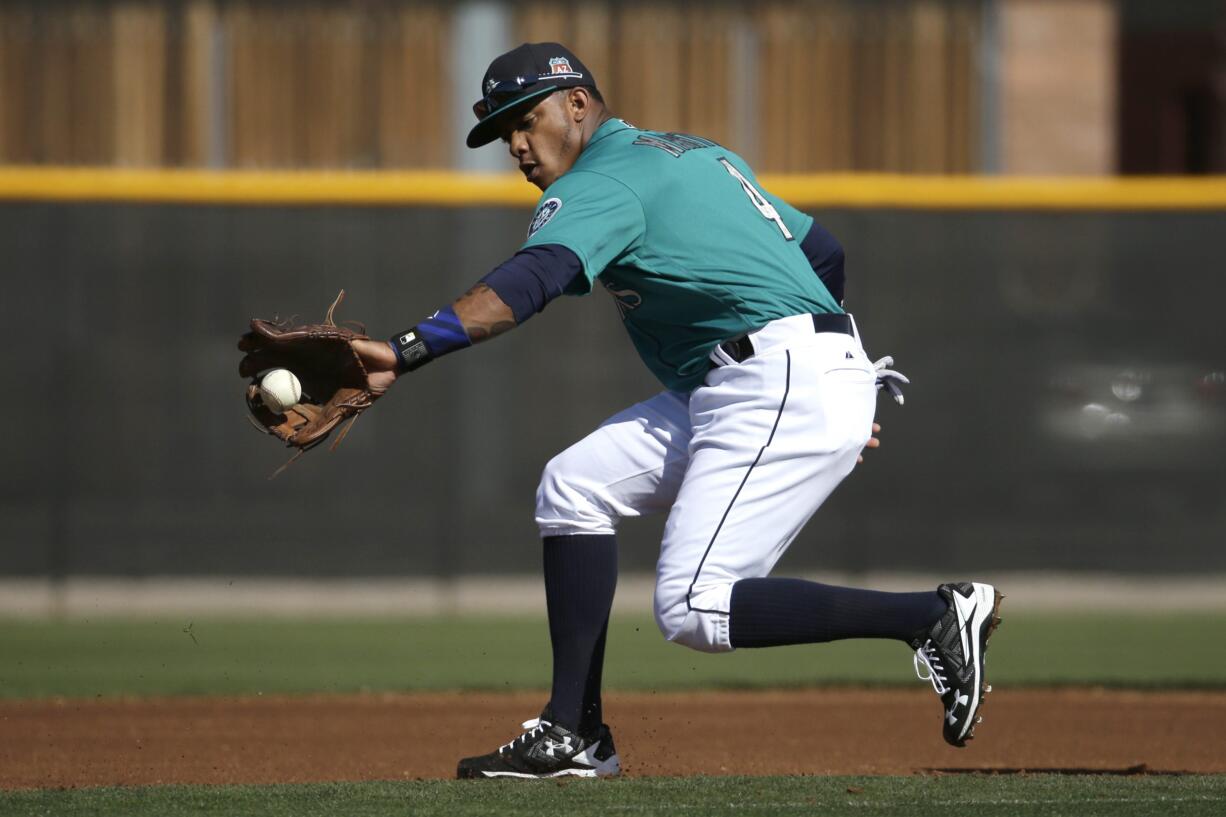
540,737,575,758
945,692,970,723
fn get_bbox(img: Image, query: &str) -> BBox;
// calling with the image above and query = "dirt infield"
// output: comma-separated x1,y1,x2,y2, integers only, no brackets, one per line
2,688,1224,789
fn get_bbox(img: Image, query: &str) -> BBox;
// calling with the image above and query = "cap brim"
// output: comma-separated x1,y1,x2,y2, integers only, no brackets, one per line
465,86,558,149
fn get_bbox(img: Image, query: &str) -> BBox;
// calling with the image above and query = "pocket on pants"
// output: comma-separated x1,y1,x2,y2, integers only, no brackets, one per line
821,363,875,387
816,362,878,447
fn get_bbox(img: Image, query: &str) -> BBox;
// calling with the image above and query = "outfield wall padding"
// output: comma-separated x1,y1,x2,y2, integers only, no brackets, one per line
2,203,1224,576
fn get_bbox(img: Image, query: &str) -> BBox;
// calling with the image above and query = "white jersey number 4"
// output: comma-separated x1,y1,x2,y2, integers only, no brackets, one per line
718,157,793,241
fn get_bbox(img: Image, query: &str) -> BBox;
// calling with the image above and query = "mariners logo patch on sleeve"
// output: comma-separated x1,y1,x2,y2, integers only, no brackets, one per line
528,198,562,237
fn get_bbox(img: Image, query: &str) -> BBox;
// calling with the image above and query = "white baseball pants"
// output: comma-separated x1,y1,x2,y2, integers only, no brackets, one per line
536,314,878,653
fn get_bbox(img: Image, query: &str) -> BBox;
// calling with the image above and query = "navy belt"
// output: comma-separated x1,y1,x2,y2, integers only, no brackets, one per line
718,313,853,364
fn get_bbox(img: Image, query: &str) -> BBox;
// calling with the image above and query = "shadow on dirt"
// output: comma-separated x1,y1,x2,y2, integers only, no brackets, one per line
922,764,1192,777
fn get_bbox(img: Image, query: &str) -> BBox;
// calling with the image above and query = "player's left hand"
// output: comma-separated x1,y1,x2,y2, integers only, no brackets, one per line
239,290,383,461
872,356,909,405
350,338,400,396
858,422,882,464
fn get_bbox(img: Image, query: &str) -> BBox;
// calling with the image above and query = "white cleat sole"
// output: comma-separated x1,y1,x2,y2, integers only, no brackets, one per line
477,754,621,780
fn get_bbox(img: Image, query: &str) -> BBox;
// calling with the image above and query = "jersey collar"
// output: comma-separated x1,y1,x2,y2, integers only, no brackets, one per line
585,117,633,149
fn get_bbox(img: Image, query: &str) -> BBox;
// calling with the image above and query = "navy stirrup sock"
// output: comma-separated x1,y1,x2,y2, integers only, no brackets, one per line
729,578,948,648
543,534,617,736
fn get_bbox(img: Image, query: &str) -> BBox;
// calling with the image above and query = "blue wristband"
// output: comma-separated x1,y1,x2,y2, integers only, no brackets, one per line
389,330,431,372
389,305,471,372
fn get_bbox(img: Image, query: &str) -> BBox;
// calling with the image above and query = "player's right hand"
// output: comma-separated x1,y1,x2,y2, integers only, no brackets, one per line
857,422,882,464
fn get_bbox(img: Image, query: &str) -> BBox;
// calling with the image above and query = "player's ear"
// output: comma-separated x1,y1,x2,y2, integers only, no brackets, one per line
567,87,591,123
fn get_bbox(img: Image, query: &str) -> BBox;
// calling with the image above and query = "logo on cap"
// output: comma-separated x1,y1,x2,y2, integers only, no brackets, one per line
548,57,581,78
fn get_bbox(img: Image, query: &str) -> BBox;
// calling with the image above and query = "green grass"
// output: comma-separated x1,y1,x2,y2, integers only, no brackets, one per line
2,775,1225,817
3,615,1223,814
1,612,1225,700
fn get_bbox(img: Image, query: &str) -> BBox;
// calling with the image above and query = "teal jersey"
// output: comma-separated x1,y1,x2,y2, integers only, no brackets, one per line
521,119,842,392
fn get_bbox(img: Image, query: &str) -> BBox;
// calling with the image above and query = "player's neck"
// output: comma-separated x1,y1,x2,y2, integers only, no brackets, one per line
580,109,615,151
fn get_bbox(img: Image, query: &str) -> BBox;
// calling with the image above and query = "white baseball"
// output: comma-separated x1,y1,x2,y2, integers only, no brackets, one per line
258,368,302,415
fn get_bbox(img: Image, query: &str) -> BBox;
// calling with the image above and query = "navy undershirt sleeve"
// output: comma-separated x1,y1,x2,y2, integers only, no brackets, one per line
799,221,846,304
480,244,584,325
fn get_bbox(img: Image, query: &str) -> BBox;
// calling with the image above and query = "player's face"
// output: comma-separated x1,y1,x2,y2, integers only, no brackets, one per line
500,92,580,191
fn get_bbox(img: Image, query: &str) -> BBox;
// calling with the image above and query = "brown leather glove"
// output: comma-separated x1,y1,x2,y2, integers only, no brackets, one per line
238,291,376,465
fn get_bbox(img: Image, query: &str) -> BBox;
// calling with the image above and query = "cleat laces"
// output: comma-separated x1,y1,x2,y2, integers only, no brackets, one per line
913,641,949,695
500,718,549,753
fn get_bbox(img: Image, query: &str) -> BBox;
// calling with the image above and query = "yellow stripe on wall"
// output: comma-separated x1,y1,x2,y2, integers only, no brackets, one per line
0,168,537,207
1,167,1225,209
768,174,1226,210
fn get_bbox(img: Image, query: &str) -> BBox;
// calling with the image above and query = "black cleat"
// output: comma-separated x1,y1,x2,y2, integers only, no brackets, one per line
456,715,621,779
911,582,1004,747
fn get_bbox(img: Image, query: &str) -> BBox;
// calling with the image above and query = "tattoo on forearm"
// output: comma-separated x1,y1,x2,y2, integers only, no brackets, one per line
466,320,517,341
455,283,518,344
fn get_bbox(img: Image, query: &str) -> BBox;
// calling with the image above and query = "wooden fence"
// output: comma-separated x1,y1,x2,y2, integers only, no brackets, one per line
0,0,982,171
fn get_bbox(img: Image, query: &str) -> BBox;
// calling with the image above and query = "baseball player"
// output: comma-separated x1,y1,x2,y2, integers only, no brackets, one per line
348,43,1003,778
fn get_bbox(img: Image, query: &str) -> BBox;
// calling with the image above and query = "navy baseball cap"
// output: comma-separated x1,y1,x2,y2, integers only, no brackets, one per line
466,42,597,149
